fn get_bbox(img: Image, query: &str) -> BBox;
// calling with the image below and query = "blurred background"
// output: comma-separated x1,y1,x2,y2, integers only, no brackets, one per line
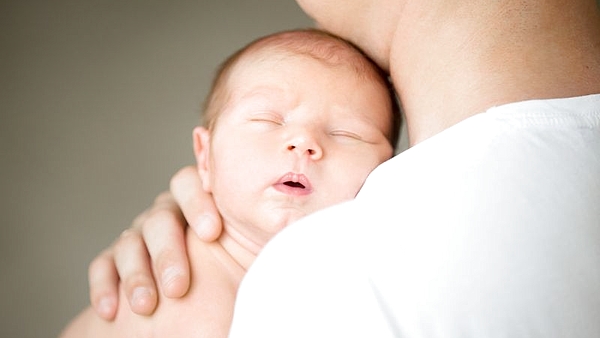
0,1,312,336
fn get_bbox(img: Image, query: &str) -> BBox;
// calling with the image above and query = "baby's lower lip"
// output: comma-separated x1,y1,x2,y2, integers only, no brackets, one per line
273,182,312,196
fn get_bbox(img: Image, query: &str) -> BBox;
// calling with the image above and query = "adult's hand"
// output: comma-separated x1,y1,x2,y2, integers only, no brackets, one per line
87,166,223,320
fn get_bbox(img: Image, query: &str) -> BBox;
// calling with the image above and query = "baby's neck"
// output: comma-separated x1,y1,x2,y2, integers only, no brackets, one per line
217,224,262,271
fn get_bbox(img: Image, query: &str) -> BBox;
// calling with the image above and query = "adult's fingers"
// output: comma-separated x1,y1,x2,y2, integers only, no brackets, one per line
88,249,119,321
112,227,158,316
140,191,191,299
170,165,223,242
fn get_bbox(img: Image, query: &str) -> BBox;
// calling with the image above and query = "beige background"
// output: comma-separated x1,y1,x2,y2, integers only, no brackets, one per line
0,1,312,337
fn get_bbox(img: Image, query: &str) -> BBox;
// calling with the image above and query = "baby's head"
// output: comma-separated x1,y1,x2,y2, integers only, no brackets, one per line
193,28,399,250
202,28,400,147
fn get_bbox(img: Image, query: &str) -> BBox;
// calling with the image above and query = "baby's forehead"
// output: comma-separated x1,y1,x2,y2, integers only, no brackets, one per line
224,50,369,105
228,50,372,97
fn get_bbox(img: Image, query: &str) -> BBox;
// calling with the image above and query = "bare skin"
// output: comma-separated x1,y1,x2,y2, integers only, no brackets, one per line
62,28,395,337
88,0,600,324
61,227,243,337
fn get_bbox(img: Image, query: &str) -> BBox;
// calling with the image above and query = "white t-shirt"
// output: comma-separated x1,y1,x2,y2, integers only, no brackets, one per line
229,94,600,337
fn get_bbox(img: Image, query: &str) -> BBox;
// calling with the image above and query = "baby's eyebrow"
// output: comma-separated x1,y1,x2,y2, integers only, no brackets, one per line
236,86,285,102
231,87,300,115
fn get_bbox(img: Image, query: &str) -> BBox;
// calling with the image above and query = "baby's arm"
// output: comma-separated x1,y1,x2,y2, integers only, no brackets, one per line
88,166,223,319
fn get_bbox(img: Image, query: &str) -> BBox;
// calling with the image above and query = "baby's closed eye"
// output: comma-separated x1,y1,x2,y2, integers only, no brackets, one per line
329,130,363,140
249,112,285,125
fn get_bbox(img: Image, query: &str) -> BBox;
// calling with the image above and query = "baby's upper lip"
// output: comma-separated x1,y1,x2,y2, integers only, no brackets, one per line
276,172,313,192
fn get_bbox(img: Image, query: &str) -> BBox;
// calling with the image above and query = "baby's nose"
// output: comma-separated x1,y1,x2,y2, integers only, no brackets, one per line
286,136,323,160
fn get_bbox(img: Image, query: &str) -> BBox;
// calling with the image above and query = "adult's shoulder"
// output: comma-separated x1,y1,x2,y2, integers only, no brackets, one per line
230,200,397,337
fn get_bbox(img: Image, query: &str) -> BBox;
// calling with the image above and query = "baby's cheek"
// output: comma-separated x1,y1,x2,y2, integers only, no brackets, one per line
335,175,366,201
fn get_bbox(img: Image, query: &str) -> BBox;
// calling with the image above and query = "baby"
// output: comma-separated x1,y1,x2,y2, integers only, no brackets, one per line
61,28,399,337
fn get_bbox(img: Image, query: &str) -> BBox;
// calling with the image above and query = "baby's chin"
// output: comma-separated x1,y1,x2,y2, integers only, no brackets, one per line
261,208,312,235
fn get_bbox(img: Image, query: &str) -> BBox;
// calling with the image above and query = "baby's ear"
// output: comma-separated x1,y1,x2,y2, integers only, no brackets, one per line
192,126,212,192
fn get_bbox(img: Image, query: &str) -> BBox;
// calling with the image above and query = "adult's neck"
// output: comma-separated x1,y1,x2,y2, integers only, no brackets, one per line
389,0,600,145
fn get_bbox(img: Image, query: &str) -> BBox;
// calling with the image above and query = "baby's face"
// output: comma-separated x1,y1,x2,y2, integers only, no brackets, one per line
204,52,394,248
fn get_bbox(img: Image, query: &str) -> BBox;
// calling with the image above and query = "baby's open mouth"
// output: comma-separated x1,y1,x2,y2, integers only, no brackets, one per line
274,172,313,195
284,181,305,189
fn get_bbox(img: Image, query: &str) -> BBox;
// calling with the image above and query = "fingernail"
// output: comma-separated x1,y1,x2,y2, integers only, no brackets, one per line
194,214,214,237
161,266,183,289
132,287,151,307
97,296,116,316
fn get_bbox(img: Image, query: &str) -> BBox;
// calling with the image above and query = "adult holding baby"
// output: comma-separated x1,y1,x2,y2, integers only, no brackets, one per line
90,0,600,336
